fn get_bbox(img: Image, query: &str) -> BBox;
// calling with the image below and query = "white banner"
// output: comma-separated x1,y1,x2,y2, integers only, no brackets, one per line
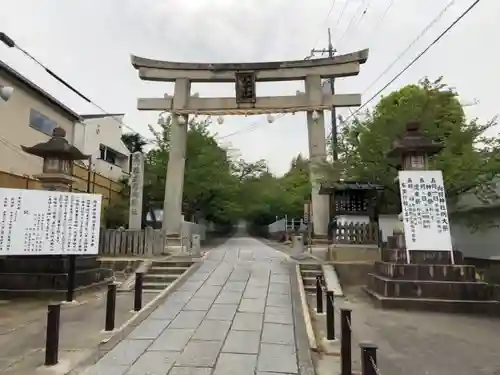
0,188,102,256
398,170,452,251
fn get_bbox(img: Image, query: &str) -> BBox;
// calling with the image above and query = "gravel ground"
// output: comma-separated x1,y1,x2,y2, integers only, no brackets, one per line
337,286,500,375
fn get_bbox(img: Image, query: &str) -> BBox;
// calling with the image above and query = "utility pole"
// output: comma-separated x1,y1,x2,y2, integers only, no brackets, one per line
311,28,338,161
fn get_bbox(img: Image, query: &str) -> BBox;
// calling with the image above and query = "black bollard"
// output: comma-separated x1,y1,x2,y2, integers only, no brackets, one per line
134,272,143,312
45,304,61,366
66,254,76,302
360,342,378,375
341,308,352,375
105,283,117,331
326,290,335,340
315,275,323,314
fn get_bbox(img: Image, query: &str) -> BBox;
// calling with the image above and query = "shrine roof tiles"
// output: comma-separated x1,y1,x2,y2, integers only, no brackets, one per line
319,181,384,194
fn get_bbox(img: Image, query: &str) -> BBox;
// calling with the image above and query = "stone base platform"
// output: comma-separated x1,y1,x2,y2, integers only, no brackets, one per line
368,273,494,300
374,261,476,282
382,249,463,264
366,247,500,314
364,287,500,315
0,255,113,299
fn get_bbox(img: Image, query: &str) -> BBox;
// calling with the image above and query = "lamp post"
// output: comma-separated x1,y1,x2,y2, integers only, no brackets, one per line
387,121,444,252
22,127,90,301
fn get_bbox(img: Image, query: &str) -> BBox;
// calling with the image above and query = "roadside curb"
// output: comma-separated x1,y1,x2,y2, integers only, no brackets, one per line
66,260,202,375
295,264,318,351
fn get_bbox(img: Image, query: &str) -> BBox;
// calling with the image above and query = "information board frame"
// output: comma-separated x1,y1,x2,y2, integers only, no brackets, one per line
0,188,102,256
398,170,453,260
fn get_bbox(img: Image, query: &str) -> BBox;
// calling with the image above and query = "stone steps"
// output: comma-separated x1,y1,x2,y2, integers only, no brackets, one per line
142,260,193,292
147,266,187,275
364,286,500,315
299,264,322,295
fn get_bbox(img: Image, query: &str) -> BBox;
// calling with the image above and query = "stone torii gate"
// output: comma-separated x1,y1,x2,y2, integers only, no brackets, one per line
131,49,369,243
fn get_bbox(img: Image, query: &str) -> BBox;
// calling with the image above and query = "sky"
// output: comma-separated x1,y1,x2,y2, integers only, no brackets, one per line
1,0,498,176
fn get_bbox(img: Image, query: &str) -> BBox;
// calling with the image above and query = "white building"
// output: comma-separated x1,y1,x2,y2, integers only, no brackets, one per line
0,60,80,177
74,113,130,181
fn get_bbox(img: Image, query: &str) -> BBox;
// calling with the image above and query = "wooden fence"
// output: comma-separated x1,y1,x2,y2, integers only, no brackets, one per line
99,227,167,257
0,162,124,207
335,222,379,245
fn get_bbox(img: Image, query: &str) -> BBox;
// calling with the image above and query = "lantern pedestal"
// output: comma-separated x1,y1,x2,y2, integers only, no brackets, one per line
365,236,500,315
0,255,113,299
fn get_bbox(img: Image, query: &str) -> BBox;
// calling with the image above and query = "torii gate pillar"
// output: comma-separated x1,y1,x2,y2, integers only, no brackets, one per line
306,74,329,237
163,78,190,237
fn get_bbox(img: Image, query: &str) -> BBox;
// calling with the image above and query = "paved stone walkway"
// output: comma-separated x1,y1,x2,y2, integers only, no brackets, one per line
83,237,309,375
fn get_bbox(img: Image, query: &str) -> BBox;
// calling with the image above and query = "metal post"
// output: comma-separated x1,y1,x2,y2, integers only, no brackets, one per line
105,283,117,331
315,275,323,313
66,254,76,302
45,304,61,366
86,156,92,193
360,342,378,375
341,308,352,375
134,272,143,311
326,290,335,340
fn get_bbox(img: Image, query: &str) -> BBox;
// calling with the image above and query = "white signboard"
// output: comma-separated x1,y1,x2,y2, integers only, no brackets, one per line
128,151,144,230
0,188,102,256
398,170,452,251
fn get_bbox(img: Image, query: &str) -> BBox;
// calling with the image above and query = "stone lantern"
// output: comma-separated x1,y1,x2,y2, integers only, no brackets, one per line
387,121,444,170
365,120,495,314
0,127,113,299
21,127,89,191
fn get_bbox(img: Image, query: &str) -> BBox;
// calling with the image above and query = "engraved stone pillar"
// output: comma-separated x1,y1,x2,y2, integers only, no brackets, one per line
305,75,329,237
128,151,145,229
163,78,191,240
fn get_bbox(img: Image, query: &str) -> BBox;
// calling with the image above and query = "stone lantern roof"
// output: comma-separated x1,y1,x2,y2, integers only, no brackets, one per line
21,127,89,160
387,121,444,158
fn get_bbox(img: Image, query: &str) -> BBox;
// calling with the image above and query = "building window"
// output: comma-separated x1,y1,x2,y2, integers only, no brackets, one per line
99,144,119,165
29,109,58,136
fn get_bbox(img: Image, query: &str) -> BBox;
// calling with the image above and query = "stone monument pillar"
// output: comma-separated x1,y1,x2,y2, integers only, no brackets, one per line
129,151,145,229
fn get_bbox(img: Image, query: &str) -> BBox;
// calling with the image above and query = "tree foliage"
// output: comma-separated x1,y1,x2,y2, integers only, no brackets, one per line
321,77,500,215
136,114,312,230
240,154,311,227
121,132,148,153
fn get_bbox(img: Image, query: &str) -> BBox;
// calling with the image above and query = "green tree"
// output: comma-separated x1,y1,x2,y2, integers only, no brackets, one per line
144,115,242,227
321,77,500,215
241,154,311,228
121,133,148,153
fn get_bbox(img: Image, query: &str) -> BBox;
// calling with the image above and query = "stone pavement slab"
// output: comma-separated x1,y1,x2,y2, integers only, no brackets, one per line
80,237,314,375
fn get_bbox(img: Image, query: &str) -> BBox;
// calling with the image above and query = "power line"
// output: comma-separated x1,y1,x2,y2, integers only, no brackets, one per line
363,0,457,95
337,0,371,49
0,32,149,139
368,0,396,41
311,0,338,49
337,0,484,128
336,0,369,46
335,1,350,26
